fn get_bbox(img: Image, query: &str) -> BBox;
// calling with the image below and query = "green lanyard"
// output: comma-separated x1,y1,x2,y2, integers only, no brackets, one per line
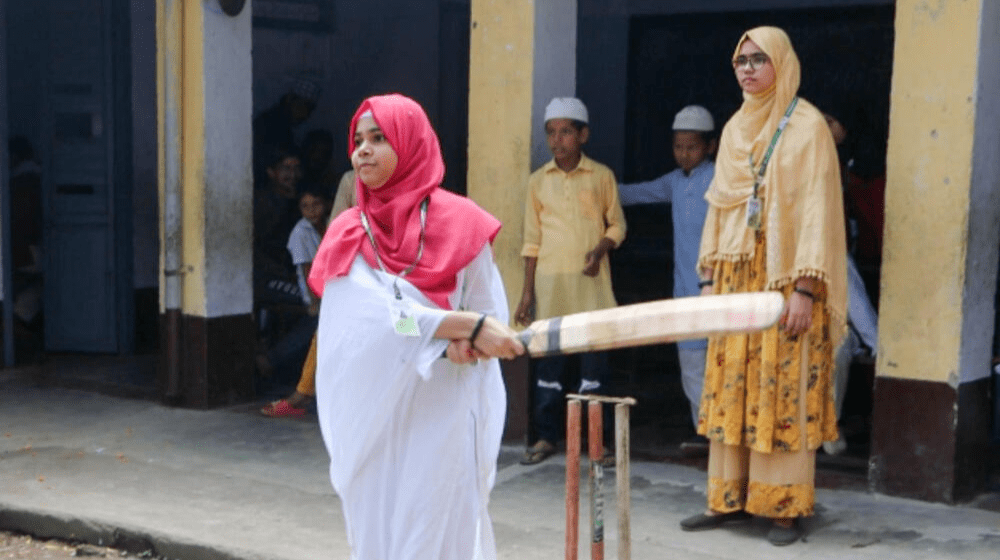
749,96,799,200
359,197,429,301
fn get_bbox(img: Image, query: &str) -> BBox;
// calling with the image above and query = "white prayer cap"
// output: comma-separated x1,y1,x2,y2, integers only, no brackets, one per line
672,105,714,132
544,97,589,124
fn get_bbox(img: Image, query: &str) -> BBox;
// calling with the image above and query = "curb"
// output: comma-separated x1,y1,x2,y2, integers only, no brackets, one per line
0,506,263,560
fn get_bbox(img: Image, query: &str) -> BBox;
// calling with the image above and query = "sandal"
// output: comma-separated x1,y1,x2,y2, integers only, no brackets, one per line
679,510,752,532
520,440,556,465
260,399,306,418
767,519,804,546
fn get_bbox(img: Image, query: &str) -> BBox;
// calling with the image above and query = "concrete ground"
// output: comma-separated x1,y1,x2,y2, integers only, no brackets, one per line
2,369,1000,560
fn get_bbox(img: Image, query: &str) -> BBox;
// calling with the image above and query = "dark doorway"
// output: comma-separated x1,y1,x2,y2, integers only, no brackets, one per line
437,1,471,195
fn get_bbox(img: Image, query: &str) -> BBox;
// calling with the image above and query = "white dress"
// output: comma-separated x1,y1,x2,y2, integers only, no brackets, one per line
315,246,507,560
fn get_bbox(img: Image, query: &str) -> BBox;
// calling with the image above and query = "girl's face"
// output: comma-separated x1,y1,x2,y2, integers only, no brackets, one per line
351,115,398,190
733,39,776,95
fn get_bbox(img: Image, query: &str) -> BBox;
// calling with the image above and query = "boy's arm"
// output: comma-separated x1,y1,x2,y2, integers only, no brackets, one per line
516,181,542,326
603,172,627,247
514,257,537,326
582,238,616,277
582,170,627,276
618,174,673,206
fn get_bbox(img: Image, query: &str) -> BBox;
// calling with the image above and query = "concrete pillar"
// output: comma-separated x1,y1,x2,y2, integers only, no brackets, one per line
872,0,1000,502
468,0,535,442
470,0,582,442
156,0,254,407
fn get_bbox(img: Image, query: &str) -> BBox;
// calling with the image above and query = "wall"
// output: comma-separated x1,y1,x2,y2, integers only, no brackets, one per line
5,2,45,162
203,2,253,318
962,0,1000,385
530,0,575,169
880,0,981,385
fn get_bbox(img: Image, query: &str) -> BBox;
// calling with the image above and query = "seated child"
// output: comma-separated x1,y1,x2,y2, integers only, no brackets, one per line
258,187,330,412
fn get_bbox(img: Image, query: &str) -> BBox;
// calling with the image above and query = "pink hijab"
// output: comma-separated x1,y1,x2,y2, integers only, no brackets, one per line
308,94,501,309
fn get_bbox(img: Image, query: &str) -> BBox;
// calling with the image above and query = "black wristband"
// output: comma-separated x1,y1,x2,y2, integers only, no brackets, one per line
698,279,714,288
469,313,488,347
793,287,815,300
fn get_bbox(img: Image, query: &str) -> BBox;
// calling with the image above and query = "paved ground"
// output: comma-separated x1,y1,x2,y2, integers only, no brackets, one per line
2,370,1000,559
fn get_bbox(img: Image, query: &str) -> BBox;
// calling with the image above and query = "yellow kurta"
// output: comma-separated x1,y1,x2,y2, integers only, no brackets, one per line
699,228,838,517
521,155,626,319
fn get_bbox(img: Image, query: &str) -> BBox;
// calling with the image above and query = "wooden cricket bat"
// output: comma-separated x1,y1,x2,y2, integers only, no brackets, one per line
517,292,785,357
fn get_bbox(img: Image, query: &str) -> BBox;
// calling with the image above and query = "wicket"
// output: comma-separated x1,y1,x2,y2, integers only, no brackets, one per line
565,393,637,560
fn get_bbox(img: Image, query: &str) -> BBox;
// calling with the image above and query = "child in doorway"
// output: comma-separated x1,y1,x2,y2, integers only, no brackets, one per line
617,105,717,452
259,186,330,417
515,97,627,465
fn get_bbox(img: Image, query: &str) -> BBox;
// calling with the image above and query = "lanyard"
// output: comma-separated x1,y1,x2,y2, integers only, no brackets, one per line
359,197,429,300
749,96,799,199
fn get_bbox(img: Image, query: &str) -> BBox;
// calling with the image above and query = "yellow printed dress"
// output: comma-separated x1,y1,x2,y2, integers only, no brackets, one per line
697,227,839,518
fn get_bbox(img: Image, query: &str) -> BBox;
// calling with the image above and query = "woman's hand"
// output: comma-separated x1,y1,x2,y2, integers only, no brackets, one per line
699,269,715,296
471,316,526,361
780,281,815,336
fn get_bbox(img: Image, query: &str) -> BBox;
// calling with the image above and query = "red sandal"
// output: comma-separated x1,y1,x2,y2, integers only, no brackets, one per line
260,399,306,418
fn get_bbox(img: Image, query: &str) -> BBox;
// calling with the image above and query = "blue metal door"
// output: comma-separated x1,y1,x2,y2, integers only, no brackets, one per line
42,0,118,352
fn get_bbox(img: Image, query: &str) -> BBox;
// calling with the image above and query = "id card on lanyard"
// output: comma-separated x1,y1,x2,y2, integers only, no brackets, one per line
359,198,429,337
748,97,798,230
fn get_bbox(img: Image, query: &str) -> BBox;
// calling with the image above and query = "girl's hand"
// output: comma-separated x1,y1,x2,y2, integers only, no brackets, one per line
700,284,714,296
780,292,813,336
445,339,482,365
472,316,526,361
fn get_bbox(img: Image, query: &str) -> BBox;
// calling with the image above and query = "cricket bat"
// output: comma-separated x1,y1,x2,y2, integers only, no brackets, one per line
517,292,785,357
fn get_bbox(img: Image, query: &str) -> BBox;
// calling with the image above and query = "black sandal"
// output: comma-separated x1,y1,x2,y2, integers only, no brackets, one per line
767,519,804,546
679,510,752,532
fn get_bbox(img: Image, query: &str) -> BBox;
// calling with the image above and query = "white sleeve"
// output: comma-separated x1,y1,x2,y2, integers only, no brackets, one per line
286,224,313,265
406,245,509,378
458,245,509,322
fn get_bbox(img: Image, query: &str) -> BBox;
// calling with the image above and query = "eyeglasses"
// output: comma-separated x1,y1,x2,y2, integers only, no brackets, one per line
732,53,770,71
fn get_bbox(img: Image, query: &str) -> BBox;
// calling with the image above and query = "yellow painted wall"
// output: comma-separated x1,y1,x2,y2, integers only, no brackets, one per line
158,0,208,317
467,0,535,321
879,0,981,383
180,1,208,316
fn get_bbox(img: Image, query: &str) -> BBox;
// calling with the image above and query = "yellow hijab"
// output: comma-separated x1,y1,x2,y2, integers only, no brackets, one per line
699,26,847,340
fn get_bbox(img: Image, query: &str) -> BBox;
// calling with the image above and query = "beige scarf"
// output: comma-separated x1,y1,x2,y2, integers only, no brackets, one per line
698,26,847,341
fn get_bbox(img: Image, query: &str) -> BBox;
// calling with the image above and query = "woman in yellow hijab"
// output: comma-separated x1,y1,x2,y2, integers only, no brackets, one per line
680,27,847,545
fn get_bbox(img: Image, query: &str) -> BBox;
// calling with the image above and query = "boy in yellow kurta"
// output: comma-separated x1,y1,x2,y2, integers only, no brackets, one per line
515,97,626,465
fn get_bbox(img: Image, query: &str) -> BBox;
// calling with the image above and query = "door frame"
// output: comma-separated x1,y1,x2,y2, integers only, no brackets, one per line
0,0,11,365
